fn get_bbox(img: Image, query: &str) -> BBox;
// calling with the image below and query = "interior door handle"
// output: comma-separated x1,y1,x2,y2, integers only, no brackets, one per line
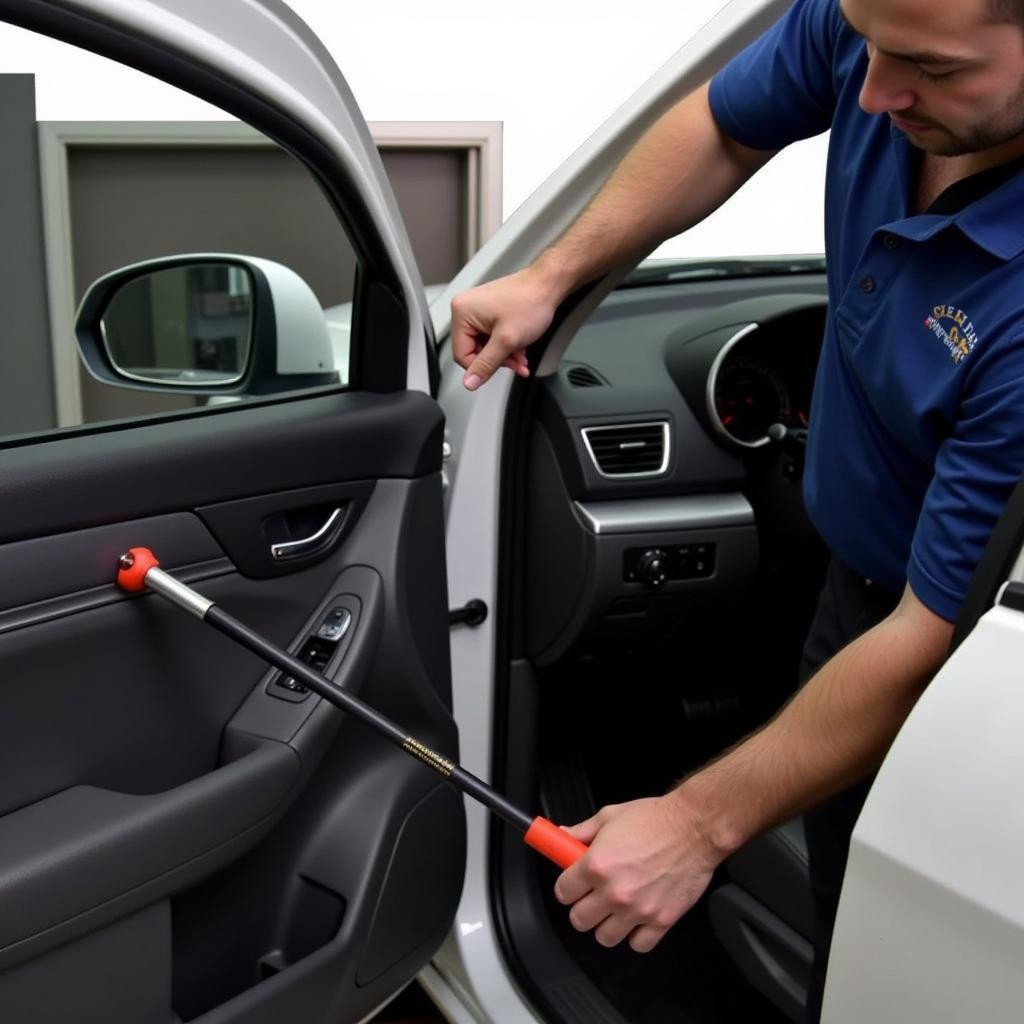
270,507,344,561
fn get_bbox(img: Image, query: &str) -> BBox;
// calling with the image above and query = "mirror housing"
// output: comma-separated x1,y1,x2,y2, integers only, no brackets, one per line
75,254,339,396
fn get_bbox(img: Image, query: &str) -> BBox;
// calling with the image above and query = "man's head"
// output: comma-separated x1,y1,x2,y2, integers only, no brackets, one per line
841,0,1024,158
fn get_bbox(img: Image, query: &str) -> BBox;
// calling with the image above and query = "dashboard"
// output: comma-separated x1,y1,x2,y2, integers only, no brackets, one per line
524,273,828,664
707,315,820,447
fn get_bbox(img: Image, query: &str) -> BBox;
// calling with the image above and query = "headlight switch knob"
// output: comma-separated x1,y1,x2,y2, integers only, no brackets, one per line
637,548,670,588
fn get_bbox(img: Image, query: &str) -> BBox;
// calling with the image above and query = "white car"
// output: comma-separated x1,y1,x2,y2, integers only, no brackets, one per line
1,2,1020,1023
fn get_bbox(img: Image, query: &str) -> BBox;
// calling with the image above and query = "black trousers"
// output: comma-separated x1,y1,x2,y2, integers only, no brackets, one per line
799,559,901,1024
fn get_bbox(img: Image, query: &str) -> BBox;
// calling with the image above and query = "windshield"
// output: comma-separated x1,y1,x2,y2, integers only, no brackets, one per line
623,254,826,287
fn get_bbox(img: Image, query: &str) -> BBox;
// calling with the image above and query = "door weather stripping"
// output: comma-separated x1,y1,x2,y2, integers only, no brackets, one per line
116,547,586,871
270,507,344,561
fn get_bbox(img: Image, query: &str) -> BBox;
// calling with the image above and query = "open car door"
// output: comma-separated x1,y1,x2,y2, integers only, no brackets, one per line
0,2,464,1022
824,478,1024,1022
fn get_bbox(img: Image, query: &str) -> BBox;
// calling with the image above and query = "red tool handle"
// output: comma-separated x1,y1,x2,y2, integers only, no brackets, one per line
524,817,588,869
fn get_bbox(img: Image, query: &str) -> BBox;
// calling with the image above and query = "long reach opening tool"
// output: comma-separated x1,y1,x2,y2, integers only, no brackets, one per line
116,547,587,870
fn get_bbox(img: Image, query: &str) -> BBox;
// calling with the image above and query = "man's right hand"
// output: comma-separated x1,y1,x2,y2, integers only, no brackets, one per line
451,267,564,391
449,83,771,394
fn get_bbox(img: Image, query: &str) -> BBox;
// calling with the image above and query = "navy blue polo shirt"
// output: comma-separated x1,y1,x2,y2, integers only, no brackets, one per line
709,0,1024,621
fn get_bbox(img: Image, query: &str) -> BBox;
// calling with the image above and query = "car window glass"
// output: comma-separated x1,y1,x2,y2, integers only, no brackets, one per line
0,23,360,442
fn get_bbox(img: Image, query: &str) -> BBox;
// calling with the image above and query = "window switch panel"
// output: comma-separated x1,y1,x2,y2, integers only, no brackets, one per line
268,606,355,702
316,607,352,642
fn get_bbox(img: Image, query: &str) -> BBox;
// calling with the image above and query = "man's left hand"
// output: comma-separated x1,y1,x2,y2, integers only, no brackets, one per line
553,793,725,953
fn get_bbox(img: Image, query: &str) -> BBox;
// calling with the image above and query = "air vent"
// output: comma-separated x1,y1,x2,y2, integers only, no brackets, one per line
566,364,604,388
581,422,670,478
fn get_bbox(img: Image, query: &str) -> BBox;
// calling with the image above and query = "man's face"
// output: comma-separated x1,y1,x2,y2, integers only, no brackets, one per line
842,0,1024,157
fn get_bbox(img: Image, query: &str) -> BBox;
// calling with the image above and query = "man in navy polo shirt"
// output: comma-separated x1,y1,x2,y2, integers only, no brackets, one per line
451,0,1024,1017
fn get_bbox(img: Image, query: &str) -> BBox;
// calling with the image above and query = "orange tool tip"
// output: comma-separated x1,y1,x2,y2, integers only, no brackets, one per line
523,817,588,869
116,547,160,592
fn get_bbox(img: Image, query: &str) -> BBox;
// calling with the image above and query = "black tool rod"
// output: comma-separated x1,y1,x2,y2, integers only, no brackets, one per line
205,605,533,833
449,766,532,831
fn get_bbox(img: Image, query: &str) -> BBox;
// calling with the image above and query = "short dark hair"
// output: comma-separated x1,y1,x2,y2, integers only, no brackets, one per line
991,0,1024,24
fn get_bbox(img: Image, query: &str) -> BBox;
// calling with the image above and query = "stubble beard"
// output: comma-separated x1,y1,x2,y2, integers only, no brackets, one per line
906,78,1024,156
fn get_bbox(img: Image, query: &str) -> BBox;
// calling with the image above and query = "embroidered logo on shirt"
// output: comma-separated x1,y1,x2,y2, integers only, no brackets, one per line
924,305,979,365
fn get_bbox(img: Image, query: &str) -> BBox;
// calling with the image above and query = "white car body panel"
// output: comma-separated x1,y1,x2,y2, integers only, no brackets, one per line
825,601,1024,1022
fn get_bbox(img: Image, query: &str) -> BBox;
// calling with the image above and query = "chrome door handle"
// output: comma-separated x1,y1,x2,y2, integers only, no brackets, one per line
270,507,344,561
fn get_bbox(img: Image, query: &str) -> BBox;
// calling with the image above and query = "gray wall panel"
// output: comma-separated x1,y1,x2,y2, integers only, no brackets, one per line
67,146,360,309
0,76,55,434
381,147,466,285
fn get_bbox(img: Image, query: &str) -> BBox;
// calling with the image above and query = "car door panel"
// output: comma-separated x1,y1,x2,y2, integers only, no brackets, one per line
0,738,299,964
0,391,440,540
0,513,224,619
0,0,468,1018
0,392,465,1023
1,902,173,1024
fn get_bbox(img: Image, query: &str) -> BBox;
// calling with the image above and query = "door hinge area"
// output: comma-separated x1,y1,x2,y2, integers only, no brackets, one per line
448,599,487,627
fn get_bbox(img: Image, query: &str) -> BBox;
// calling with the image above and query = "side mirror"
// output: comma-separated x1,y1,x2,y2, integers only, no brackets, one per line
75,255,339,396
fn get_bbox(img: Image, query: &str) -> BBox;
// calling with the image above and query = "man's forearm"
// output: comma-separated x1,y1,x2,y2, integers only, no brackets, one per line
450,82,773,389
529,82,774,302
678,587,954,858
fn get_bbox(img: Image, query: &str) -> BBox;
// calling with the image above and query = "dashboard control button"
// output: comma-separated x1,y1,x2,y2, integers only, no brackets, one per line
624,544,717,585
637,549,669,588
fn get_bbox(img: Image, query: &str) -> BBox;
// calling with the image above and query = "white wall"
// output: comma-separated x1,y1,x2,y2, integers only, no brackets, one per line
0,0,828,259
